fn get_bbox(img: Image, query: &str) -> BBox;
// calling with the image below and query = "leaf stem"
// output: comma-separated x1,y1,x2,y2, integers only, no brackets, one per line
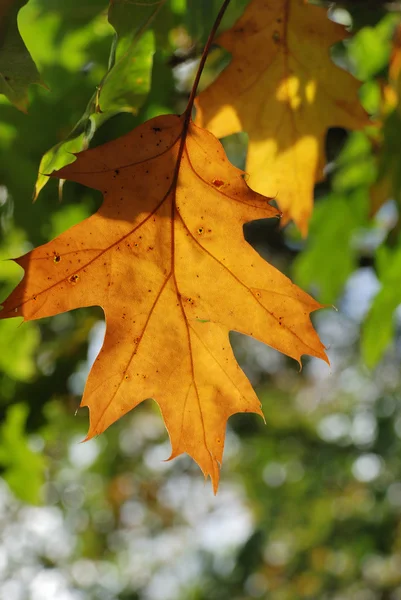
184,0,232,119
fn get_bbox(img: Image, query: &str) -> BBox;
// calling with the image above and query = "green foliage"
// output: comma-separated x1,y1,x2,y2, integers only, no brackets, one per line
294,131,372,304
185,0,250,42
0,319,39,380
294,188,367,304
293,15,401,366
34,0,157,198
0,403,46,503
348,13,397,80
0,0,42,111
374,109,401,209
363,242,401,367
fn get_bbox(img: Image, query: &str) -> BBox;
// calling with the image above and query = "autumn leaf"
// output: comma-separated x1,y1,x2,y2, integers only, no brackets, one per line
195,0,369,236
0,0,42,111
0,113,327,491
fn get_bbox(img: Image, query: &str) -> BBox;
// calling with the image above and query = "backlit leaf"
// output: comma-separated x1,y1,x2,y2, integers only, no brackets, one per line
195,0,369,235
362,244,401,367
0,0,42,111
0,404,46,503
34,0,158,199
0,113,327,490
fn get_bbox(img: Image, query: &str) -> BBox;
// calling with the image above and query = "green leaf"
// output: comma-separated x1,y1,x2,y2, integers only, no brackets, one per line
50,202,91,237
0,230,40,380
34,0,107,38
362,243,401,367
185,0,251,44
347,14,398,81
0,403,46,503
373,109,401,210
293,188,368,305
333,131,377,193
0,0,42,111
96,30,154,116
34,129,88,200
0,319,39,380
34,0,159,199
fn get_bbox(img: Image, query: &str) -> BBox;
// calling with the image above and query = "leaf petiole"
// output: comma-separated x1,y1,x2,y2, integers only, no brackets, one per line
184,0,232,119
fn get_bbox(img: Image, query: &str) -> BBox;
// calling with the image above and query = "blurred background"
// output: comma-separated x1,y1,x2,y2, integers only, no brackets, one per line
1,0,401,598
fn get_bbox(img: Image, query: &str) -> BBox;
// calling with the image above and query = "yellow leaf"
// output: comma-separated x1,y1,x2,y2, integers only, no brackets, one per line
0,113,327,491
195,0,368,236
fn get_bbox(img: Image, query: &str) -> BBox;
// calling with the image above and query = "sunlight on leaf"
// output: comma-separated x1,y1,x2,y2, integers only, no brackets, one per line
196,0,368,235
0,114,327,490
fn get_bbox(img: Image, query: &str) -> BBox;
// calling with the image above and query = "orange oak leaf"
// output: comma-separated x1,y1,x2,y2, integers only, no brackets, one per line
195,0,369,236
0,113,328,490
